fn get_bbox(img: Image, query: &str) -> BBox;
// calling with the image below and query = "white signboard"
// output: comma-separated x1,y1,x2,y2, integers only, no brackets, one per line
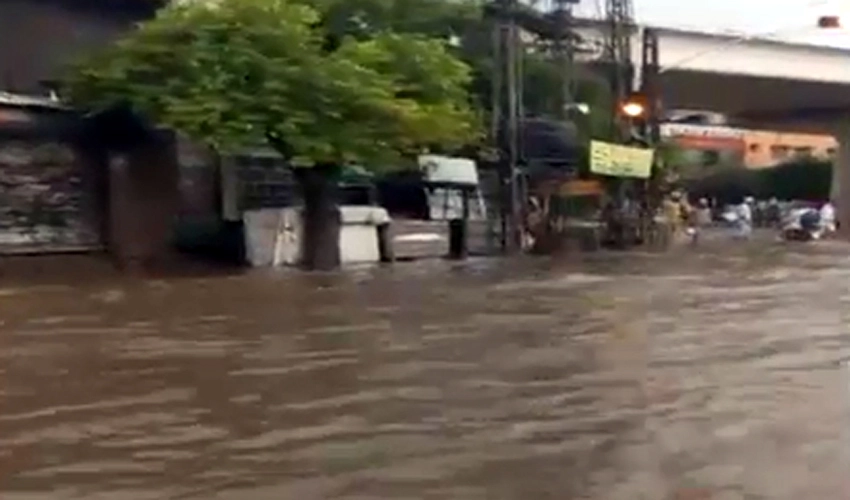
426,189,486,221
418,155,479,186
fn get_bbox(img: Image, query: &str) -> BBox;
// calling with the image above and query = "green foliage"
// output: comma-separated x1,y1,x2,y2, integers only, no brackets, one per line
684,165,757,203
67,0,615,167
521,54,613,139
757,159,832,201
574,76,614,141
656,141,685,172
656,141,717,182
65,0,480,166
684,159,833,203
316,0,613,142
313,0,483,41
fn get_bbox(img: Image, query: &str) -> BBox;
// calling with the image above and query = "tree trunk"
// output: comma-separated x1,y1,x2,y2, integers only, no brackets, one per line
295,164,341,270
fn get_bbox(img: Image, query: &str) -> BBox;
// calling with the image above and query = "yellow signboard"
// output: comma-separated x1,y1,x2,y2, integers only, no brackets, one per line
589,141,654,179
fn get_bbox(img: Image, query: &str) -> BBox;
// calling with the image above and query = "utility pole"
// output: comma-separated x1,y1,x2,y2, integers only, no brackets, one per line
602,0,635,247
553,0,577,122
639,27,662,236
604,0,634,142
640,28,660,145
491,0,523,252
488,0,586,251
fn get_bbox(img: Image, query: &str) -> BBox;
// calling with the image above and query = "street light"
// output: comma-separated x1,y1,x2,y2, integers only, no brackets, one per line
619,92,647,119
620,101,645,118
564,102,590,115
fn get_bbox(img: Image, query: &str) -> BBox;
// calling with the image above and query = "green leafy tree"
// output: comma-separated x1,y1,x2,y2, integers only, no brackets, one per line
313,0,483,41
311,0,614,143
66,0,479,269
521,53,614,140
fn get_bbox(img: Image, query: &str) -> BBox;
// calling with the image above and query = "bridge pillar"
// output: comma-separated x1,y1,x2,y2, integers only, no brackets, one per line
834,119,850,238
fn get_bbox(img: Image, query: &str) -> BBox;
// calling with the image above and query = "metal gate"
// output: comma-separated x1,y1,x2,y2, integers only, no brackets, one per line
0,139,102,254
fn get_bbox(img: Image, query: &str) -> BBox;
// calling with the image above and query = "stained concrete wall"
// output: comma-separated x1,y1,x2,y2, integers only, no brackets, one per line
107,132,179,268
0,1,156,94
744,130,837,168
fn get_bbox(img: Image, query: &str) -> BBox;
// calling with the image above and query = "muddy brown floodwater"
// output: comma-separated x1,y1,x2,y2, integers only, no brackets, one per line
1,239,850,499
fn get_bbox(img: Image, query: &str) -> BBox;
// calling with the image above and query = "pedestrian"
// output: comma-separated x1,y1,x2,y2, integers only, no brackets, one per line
663,191,685,239
733,196,753,239
820,201,836,235
766,197,781,228
684,205,700,245
696,198,712,227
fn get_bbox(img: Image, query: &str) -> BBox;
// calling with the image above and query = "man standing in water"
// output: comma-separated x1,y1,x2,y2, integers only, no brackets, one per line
820,200,836,235
696,198,713,227
686,198,712,245
662,191,686,241
765,197,781,228
734,196,753,239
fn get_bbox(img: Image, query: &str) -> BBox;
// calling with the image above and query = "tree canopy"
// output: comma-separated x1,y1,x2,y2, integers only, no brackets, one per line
67,0,617,166
313,0,483,41
66,0,481,166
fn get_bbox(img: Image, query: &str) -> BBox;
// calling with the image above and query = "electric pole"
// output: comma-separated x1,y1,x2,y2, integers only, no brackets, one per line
604,0,634,141
640,28,660,145
639,27,663,235
601,0,635,247
553,0,576,122
491,0,523,252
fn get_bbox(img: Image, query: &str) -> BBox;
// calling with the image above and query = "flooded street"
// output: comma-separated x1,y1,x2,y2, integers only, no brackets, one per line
2,241,850,499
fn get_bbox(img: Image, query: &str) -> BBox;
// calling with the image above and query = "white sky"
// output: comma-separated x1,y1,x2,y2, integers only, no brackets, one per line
570,0,850,48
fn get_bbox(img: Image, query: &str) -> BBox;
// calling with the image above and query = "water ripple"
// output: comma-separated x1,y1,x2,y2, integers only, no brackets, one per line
1,243,849,498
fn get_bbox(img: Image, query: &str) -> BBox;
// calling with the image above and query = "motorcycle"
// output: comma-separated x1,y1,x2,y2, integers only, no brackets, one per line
780,208,822,241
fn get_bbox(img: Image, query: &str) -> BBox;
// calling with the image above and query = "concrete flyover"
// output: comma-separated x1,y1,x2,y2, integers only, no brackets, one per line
574,20,850,226
573,21,850,130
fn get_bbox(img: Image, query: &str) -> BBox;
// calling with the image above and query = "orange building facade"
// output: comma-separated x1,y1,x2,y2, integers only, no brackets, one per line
661,123,837,170
742,130,836,168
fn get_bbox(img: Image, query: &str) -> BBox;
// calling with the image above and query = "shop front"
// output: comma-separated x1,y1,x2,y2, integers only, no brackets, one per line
0,97,104,254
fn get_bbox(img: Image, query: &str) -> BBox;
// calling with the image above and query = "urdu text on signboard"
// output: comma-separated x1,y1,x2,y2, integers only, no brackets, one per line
589,141,654,179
